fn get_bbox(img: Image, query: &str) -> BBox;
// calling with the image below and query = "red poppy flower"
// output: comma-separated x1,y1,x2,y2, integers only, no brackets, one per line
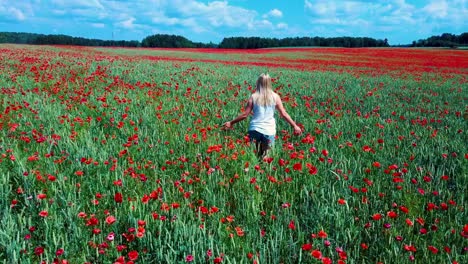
387,211,398,219
399,206,409,214
427,245,438,254
186,254,194,262
317,230,327,238
461,224,468,238
293,162,302,171
56,248,64,256
426,202,437,211
278,158,287,166
105,215,116,225
39,210,48,217
311,249,322,259
302,243,312,251
34,246,44,256
235,226,244,237
372,213,382,220
114,192,123,203
128,250,139,260
363,145,372,152
404,244,417,252
308,164,318,175
116,245,127,252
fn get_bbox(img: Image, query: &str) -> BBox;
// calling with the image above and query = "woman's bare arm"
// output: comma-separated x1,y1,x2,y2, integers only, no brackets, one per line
222,97,253,129
275,94,302,134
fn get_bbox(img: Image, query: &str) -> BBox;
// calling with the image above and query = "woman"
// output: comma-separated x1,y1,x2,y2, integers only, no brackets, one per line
222,73,302,158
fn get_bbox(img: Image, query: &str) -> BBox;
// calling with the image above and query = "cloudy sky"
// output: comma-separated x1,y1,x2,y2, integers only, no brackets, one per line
0,0,466,45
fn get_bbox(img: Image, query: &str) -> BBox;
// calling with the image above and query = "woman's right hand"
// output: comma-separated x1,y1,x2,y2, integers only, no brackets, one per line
293,125,302,135
222,121,233,130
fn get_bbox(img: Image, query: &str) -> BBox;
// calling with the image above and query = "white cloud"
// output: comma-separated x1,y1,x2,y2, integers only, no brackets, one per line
277,23,288,29
342,1,361,13
0,0,292,40
304,0,467,30
305,0,313,11
9,7,26,21
149,10,207,33
144,0,277,34
423,0,451,18
151,13,181,26
304,0,422,28
117,17,136,29
301,0,468,43
173,0,257,28
91,23,105,28
302,0,420,41
52,9,67,15
0,1,31,21
389,0,416,19
1,0,465,45
313,17,370,27
259,19,273,27
263,8,283,18
419,0,467,34
51,0,104,9
305,0,374,27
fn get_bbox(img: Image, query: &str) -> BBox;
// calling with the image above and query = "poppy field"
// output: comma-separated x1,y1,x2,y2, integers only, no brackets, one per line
0,44,467,264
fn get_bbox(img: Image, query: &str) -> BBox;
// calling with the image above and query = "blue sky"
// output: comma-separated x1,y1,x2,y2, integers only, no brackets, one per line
0,0,466,45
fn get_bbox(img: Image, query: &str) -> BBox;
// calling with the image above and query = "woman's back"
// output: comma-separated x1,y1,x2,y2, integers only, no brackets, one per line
222,73,302,158
249,92,277,135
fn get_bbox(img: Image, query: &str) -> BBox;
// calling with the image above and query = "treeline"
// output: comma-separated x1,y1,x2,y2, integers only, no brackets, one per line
1,31,467,49
0,32,388,48
0,32,139,47
219,36,389,48
141,34,216,48
411,32,468,47
142,35,388,48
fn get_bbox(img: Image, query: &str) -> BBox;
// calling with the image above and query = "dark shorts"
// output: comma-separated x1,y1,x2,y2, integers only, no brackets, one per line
248,130,275,147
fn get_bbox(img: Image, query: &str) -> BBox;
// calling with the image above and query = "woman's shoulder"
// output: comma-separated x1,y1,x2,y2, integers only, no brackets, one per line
272,92,281,101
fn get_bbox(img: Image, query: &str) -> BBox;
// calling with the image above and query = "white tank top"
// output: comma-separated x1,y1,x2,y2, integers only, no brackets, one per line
248,95,276,135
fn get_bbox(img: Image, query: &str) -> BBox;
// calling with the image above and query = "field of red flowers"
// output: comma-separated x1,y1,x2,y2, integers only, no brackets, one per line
0,44,467,264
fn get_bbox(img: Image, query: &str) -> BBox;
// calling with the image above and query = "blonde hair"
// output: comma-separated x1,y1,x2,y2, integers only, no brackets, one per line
253,73,275,106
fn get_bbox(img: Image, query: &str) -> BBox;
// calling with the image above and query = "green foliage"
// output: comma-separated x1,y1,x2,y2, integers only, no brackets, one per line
0,32,391,49
3,31,468,49
0,32,139,47
219,36,390,48
141,34,214,48
411,32,468,48
0,45,466,263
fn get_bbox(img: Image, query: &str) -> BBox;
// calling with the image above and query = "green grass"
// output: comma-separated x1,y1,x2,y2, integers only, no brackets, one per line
0,44,466,264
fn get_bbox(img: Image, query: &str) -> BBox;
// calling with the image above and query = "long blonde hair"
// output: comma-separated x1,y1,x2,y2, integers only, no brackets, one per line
253,73,275,106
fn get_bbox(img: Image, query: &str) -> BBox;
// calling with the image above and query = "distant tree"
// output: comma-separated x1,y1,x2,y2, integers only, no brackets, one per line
459,33,468,45
410,32,467,48
7,31,466,49
0,32,43,44
141,34,210,48
218,36,389,49
0,32,140,47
